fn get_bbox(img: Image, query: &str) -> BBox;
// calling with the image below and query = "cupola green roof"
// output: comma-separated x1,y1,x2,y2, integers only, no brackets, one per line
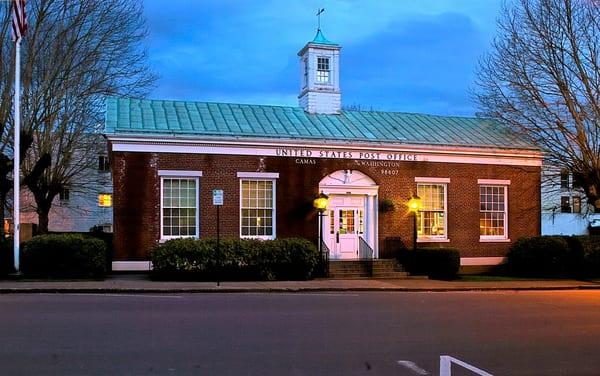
311,29,338,46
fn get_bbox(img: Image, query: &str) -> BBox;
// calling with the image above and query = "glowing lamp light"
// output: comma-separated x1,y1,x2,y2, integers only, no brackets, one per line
313,192,329,213
408,194,422,212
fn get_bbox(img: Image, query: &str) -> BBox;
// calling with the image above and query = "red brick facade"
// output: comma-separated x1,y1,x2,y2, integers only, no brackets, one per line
111,150,541,261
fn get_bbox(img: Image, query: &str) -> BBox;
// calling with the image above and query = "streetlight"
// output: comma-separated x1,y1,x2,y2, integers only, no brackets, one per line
313,192,329,270
408,193,422,251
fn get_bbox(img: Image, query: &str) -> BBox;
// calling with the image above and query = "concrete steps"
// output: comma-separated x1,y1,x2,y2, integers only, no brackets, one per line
328,259,413,279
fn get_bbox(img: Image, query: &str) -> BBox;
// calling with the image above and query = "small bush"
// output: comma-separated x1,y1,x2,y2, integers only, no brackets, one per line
151,237,318,281
507,236,572,277
568,236,600,278
0,237,14,276
401,248,460,280
21,234,107,278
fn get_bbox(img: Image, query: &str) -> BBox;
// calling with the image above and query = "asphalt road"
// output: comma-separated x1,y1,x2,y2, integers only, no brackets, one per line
1,291,599,375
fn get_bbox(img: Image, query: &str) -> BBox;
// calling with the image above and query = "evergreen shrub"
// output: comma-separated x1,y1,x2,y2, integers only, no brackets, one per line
567,236,600,278
21,234,107,278
151,237,319,281
0,237,13,276
401,247,460,279
507,236,572,277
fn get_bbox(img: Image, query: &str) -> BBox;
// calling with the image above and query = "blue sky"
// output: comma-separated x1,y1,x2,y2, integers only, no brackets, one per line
143,0,501,116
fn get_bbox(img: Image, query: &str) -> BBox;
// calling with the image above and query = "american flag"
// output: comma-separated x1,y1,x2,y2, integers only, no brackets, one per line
11,0,27,42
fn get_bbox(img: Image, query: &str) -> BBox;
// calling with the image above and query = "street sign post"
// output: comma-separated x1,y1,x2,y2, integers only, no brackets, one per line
213,190,223,286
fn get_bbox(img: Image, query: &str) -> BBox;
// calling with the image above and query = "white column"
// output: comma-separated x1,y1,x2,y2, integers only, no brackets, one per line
13,40,21,272
367,194,377,258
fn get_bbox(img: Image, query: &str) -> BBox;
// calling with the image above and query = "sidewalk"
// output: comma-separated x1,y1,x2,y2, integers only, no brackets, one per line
0,274,599,293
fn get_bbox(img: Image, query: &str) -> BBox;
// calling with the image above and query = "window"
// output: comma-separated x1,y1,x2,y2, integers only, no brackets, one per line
417,184,447,239
561,196,571,213
161,177,198,238
479,185,507,238
560,169,570,190
303,58,308,87
316,57,330,83
59,188,70,201
240,179,275,239
573,196,581,213
98,193,112,207
98,155,110,172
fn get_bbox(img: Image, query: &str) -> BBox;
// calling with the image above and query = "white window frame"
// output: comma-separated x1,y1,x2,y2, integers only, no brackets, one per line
238,172,278,240
303,57,308,88
159,170,202,241
316,56,330,84
478,180,510,242
415,178,449,242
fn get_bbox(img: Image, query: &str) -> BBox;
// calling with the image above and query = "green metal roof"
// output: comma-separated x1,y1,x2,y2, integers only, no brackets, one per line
311,29,338,46
104,97,535,150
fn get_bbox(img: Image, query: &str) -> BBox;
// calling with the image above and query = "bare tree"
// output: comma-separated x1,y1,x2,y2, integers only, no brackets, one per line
474,0,600,211
0,0,156,233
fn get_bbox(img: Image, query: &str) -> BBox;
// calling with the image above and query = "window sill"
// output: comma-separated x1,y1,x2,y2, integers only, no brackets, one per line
417,238,450,243
159,235,198,243
241,236,275,241
479,238,511,243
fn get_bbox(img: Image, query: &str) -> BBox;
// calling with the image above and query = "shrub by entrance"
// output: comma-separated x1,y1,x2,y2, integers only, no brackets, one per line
151,238,319,281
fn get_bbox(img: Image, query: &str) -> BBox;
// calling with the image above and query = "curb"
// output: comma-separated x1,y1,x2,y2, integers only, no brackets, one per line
0,285,598,294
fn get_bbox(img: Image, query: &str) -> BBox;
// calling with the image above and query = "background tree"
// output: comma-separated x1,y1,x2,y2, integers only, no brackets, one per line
474,0,600,211
0,0,156,233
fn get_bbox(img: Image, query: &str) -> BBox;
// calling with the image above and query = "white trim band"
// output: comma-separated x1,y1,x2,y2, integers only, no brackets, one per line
480,237,511,243
415,177,451,183
112,261,153,271
237,172,280,178
478,179,511,185
158,170,203,177
110,140,542,167
460,257,507,266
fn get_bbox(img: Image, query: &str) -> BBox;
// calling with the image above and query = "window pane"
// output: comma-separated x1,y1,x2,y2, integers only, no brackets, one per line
416,184,446,237
161,178,198,238
240,180,275,238
479,185,507,237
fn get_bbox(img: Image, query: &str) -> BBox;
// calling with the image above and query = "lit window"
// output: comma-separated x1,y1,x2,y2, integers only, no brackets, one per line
99,155,110,172
417,184,447,239
479,185,507,238
573,196,581,213
98,193,112,207
240,179,275,239
161,178,198,238
316,57,330,83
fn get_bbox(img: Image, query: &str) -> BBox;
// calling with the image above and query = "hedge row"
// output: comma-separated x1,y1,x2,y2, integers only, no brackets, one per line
151,238,319,280
21,234,107,278
507,236,600,278
0,237,13,275
400,247,460,280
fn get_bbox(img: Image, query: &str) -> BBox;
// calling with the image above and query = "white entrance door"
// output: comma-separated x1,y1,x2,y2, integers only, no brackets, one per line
325,195,365,259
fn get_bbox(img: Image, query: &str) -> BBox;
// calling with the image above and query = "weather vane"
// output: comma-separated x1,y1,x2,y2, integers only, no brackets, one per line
316,8,325,31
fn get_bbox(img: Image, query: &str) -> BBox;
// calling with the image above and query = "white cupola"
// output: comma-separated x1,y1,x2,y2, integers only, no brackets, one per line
297,29,341,114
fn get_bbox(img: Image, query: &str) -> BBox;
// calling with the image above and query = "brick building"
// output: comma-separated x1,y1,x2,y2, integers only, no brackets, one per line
105,30,542,271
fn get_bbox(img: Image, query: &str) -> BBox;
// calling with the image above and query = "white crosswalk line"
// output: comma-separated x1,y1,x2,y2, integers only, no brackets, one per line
397,360,430,375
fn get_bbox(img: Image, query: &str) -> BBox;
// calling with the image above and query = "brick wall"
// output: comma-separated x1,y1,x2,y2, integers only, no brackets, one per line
111,152,540,260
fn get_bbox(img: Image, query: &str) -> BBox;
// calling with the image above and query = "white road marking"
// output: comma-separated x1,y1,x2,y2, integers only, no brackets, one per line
397,360,430,375
66,293,183,299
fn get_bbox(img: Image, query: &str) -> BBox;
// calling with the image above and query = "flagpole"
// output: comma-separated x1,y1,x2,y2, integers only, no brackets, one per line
13,38,20,272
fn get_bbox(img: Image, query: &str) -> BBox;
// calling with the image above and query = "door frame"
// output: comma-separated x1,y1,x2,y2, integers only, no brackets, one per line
318,170,379,259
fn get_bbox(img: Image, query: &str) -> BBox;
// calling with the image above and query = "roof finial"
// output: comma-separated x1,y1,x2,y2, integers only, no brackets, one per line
316,8,325,31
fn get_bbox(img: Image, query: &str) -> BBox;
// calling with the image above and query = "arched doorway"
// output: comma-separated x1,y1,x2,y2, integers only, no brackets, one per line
318,170,379,259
